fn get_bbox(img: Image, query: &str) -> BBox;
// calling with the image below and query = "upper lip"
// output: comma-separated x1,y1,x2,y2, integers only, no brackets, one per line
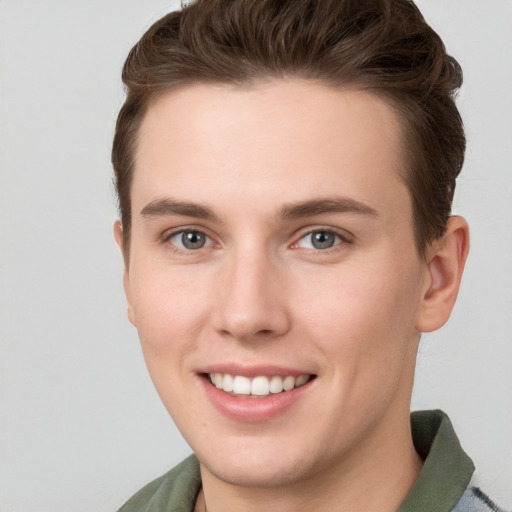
197,364,316,378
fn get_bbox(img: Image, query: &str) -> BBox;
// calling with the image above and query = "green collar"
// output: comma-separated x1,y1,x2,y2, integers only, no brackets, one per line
398,409,474,511
117,455,201,511
118,410,474,512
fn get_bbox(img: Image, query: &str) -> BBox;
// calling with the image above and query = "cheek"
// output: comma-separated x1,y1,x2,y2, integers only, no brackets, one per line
294,258,423,372
129,264,212,360
127,265,214,427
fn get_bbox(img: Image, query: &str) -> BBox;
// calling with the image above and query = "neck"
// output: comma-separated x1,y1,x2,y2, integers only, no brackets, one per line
197,409,423,512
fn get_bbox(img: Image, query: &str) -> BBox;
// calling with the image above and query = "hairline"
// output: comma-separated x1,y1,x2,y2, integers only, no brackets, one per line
121,77,432,261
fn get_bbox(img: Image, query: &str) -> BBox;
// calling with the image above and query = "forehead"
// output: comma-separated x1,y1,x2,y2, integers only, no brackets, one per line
133,79,410,223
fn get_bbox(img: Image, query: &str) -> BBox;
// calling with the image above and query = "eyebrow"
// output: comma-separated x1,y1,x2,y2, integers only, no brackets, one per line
140,196,378,222
278,197,378,219
140,198,218,221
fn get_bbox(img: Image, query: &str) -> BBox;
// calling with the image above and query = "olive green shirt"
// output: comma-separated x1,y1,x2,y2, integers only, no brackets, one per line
117,410,489,512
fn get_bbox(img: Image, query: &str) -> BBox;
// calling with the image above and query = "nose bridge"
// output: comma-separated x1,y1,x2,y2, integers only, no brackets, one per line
214,242,290,340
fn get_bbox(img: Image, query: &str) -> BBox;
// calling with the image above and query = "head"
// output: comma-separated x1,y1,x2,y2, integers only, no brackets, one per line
112,0,469,498
112,0,465,259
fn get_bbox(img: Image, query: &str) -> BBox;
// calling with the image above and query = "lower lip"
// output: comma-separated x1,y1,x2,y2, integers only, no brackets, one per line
199,376,314,423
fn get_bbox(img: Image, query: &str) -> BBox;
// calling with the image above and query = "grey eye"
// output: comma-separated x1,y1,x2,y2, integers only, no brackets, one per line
297,230,341,250
169,230,212,250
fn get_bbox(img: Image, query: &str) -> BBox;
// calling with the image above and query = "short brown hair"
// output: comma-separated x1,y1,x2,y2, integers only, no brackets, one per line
112,0,465,255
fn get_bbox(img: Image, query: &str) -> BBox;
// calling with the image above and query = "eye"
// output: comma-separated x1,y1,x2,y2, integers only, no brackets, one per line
168,230,213,250
296,229,343,250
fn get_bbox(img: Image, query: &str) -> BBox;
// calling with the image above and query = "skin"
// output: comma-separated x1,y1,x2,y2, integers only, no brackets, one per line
115,79,469,512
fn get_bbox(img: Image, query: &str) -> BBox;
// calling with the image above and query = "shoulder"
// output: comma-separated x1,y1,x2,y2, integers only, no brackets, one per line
400,411,509,512
452,484,509,512
117,455,202,512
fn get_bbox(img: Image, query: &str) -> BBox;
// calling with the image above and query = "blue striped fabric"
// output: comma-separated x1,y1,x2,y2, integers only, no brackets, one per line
452,486,508,512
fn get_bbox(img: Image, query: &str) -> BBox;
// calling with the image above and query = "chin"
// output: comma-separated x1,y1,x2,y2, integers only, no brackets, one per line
202,454,316,489
193,432,333,489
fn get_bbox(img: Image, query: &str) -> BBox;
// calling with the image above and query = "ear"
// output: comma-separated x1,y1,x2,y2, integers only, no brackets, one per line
415,216,470,333
113,221,137,327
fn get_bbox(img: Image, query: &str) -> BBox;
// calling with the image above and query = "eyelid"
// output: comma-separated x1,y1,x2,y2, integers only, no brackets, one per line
162,225,218,253
170,230,213,248
290,226,354,250
159,224,353,252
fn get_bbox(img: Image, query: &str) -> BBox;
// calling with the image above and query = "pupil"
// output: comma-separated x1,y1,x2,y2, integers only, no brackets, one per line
183,231,205,249
312,231,334,249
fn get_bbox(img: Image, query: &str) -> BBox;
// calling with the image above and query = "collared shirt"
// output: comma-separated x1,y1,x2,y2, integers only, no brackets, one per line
118,410,505,512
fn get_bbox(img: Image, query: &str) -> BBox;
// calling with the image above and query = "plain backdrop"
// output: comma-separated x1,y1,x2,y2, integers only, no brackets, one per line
1,1,511,511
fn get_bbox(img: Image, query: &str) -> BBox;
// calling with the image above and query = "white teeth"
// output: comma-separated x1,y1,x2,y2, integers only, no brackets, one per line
283,375,295,391
232,375,251,394
269,375,284,393
222,373,233,392
295,375,309,387
251,376,270,396
208,373,311,396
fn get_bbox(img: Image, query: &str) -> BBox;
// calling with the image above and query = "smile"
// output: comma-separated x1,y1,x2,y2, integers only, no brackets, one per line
199,367,317,422
208,373,312,396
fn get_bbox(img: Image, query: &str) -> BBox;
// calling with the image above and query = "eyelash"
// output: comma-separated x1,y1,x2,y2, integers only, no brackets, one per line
163,227,215,255
292,228,351,252
162,226,352,255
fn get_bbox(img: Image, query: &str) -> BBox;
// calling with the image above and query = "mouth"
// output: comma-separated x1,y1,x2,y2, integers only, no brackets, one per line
198,366,317,421
206,372,314,397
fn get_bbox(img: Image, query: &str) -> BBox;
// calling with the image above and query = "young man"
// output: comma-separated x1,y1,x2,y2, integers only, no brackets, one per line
112,1,506,510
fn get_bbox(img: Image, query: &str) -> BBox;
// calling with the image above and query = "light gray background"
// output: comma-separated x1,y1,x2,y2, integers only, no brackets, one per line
1,1,510,511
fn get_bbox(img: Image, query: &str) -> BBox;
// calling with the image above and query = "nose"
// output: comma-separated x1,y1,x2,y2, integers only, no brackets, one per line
212,249,291,342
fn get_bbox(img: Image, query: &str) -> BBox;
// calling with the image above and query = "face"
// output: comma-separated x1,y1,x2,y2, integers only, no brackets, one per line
120,80,432,488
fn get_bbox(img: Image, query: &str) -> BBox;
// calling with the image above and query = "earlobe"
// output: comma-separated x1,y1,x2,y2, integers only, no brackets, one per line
113,220,124,252
415,216,470,333
113,221,137,327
